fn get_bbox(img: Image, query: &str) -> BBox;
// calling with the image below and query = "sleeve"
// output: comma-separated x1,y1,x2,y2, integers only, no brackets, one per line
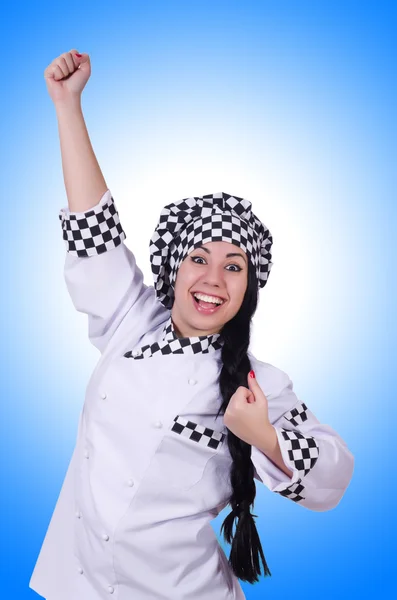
250,374,355,512
59,189,152,354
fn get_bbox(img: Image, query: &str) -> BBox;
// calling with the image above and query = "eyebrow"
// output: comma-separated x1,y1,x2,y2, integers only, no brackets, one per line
195,244,247,264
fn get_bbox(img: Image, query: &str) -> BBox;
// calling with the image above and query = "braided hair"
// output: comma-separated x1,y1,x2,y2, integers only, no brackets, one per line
216,257,272,583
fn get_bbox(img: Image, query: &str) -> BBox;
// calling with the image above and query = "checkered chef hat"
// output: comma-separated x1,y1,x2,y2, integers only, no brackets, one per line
149,191,274,310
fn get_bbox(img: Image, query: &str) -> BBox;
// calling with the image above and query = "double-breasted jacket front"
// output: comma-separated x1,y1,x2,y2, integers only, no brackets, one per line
29,190,354,600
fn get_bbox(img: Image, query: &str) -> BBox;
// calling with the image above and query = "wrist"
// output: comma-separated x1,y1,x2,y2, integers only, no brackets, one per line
54,96,83,116
254,423,277,454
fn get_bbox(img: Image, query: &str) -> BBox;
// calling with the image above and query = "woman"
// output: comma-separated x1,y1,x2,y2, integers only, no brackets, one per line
29,50,354,600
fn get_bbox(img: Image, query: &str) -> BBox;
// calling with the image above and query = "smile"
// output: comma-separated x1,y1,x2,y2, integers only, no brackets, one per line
191,293,225,315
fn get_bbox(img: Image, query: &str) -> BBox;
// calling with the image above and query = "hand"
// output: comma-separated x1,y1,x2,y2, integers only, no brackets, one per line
223,371,273,447
44,49,91,105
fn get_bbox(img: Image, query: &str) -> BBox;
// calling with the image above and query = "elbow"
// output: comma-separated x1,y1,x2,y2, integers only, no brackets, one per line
301,450,355,512
305,487,351,512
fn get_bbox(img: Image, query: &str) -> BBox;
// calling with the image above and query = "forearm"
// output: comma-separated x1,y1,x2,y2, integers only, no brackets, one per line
55,99,108,213
255,425,293,479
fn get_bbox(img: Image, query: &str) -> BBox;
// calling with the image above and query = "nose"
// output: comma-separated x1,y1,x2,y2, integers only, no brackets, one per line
198,264,227,294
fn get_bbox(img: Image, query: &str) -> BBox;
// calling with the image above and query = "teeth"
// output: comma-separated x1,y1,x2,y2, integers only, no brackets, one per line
193,292,224,305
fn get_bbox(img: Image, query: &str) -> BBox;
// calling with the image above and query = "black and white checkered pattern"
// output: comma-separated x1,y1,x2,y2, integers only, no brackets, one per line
149,192,274,309
280,428,320,477
272,427,320,503
171,415,226,450
283,401,309,427
58,191,273,310
124,314,224,359
59,194,126,257
276,478,306,502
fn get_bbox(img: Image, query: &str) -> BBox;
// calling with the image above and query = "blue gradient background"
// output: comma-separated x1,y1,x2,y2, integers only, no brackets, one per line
1,1,395,598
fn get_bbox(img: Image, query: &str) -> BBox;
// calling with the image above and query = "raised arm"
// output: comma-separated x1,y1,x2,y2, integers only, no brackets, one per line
55,97,108,214
44,50,166,353
45,49,107,213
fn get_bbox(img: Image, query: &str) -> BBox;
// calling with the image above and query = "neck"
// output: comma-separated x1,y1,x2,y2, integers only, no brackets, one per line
172,315,220,339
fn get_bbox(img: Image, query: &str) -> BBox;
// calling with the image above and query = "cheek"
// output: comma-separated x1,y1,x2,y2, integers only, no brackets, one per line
229,279,247,303
173,266,195,297
219,288,243,318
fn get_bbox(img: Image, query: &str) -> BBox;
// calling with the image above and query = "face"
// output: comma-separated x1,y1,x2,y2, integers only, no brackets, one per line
171,241,248,338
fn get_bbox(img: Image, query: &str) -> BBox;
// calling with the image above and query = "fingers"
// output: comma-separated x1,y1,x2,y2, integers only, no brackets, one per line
63,50,78,72
48,64,64,81
44,50,82,80
55,57,69,78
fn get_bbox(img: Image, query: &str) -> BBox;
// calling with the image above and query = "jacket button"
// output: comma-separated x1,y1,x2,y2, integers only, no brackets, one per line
107,585,114,593
127,479,134,487
188,378,197,385
102,533,109,541
152,420,163,428
100,392,107,399
84,449,89,458
77,566,83,574
75,510,82,518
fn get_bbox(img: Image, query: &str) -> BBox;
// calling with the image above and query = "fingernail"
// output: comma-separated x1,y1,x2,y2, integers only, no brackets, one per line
249,370,255,378
75,53,82,58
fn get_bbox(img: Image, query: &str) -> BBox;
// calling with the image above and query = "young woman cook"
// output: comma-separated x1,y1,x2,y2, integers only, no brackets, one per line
30,50,354,600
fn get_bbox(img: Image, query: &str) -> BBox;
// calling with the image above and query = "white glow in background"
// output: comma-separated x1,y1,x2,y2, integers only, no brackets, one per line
1,1,395,598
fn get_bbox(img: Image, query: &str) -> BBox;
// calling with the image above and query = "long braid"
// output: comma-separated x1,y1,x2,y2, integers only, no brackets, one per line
215,259,272,583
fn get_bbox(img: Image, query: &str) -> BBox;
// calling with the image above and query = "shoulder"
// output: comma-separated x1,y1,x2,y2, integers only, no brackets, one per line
247,352,292,399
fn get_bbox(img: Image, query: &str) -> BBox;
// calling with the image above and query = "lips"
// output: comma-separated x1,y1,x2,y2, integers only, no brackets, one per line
191,292,225,315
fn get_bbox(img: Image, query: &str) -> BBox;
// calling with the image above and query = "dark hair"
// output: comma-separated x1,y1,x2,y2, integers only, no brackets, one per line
216,257,272,583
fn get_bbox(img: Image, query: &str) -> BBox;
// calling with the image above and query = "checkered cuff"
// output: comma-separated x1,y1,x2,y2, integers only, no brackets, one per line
277,427,320,478
58,190,126,257
267,426,320,498
252,425,320,495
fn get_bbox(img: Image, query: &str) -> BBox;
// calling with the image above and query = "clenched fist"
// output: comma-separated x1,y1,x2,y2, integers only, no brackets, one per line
223,371,272,448
44,49,91,105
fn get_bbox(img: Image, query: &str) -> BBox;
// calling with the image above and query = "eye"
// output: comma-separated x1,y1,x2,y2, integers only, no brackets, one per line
190,255,242,272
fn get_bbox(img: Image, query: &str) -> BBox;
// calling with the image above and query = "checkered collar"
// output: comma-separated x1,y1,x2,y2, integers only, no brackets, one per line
124,314,224,359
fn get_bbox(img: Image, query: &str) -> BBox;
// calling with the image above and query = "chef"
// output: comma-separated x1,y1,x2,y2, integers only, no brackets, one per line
29,189,354,600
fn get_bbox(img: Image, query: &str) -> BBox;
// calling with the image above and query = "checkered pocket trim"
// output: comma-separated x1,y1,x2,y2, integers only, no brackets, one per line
171,416,226,450
59,194,126,257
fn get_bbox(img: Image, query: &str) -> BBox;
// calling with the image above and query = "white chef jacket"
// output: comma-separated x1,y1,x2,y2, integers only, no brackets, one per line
29,190,355,600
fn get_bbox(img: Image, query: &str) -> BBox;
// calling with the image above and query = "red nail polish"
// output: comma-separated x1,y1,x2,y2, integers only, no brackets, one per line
249,370,255,378
75,53,82,57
